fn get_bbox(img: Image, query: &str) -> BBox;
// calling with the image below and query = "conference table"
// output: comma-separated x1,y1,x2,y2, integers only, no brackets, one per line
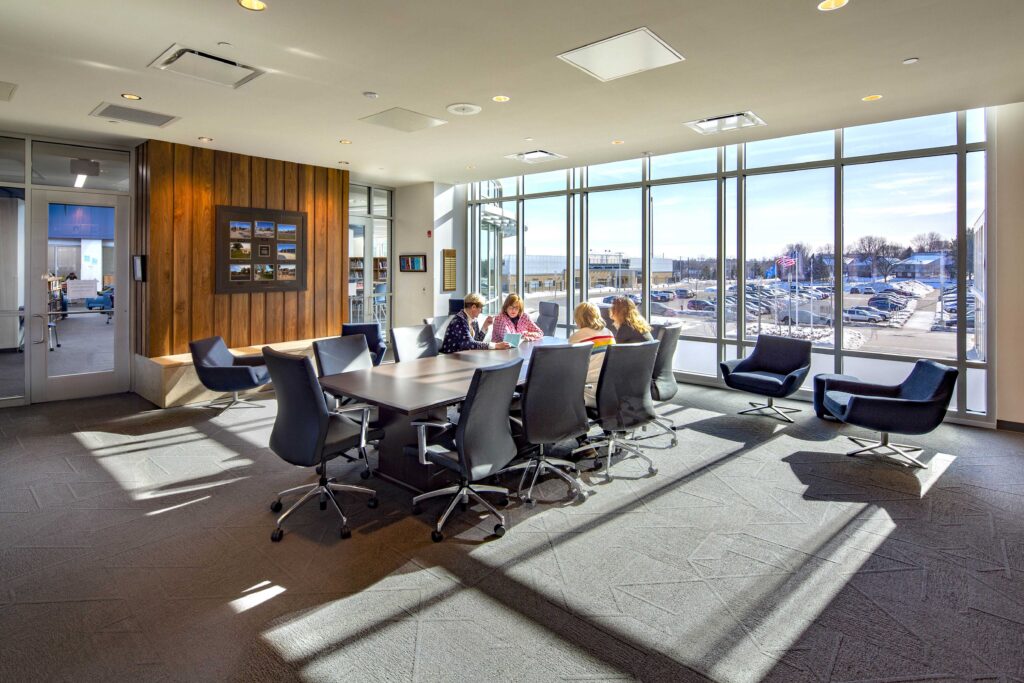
319,336,565,492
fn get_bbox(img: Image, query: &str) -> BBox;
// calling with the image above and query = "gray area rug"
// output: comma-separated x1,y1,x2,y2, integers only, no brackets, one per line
1,386,1022,682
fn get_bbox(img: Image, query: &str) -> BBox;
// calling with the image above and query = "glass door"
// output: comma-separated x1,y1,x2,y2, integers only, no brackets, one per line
29,189,129,401
347,216,391,327
0,188,26,406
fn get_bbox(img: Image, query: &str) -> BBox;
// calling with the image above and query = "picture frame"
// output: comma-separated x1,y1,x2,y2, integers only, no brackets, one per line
399,254,427,272
257,244,271,258
215,206,307,294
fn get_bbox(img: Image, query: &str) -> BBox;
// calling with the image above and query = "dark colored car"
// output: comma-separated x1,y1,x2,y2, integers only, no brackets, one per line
867,297,906,311
687,299,715,312
602,294,641,305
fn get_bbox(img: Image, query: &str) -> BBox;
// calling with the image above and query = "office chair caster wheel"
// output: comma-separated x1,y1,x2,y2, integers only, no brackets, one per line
498,497,510,507
367,497,379,509
412,504,422,515
591,460,603,471
431,530,444,543
269,500,283,513
340,526,352,540
670,438,678,447
271,528,283,542
493,524,506,538
575,489,589,502
523,498,536,509
648,466,658,475
360,469,371,480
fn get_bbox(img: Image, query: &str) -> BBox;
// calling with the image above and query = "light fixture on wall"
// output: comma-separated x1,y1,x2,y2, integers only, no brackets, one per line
70,158,99,188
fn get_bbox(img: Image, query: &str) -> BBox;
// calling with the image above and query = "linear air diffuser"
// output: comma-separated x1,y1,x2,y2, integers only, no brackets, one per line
149,44,264,88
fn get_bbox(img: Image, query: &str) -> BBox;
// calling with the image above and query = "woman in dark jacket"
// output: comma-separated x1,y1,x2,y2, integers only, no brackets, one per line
610,296,653,343
440,292,511,353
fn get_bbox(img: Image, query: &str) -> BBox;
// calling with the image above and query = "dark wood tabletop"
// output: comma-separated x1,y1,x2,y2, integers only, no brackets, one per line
319,336,565,415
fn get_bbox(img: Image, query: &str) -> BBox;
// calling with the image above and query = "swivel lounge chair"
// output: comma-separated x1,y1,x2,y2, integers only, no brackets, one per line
534,301,559,337
822,359,958,469
406,358,523,542
263,347,382,542
649,322,682,446
720,335,811,423
189,336,270,409
341,322,387,366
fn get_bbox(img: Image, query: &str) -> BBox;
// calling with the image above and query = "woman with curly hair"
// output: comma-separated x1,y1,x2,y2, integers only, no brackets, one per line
609,296,653,344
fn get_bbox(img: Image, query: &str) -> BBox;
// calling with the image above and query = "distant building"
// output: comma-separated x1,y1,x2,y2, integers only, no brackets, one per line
892,251,952,279
503,252,673,293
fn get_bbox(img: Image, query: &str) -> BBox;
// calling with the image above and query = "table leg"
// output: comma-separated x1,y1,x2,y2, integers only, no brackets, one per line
373,406,456,494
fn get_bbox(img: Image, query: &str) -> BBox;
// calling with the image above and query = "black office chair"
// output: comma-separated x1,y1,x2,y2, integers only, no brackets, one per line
535,301,559,337
448,298,465,315
423,314,453,346
823,359,958,469
189,336,270,409
390,324,439,362
262,347,382,542
574,340,661,480
649,323,682,446
405,358,523,542
341,322,386,366
496,343,593,505
720,334,812,423
313,336,377,447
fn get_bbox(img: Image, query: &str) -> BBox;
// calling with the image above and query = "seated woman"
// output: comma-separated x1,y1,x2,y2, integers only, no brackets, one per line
610,296,653,344
568,302,616,408
440,292,511,353
490,293,544,344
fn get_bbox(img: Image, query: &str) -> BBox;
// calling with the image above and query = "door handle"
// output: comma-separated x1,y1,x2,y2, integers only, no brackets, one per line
32,314,47,344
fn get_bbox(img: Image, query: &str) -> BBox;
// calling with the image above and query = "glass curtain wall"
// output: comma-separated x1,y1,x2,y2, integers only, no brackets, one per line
469,109,990,422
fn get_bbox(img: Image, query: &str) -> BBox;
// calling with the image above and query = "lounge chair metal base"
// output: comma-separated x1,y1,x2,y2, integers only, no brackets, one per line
206,391,262,409
847,433,928,469
738,397,800,423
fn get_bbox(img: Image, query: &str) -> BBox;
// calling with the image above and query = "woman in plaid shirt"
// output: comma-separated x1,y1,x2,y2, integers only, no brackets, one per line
490,293,544,344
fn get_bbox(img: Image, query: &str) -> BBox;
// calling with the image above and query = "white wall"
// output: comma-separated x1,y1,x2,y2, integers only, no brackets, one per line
392,182,469,327
993,102,1024,425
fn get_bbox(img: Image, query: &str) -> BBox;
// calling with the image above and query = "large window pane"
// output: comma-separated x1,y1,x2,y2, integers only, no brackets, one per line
843,155,956,359
31,142,129,192
650,148,716,180
587,159,641,187
0,137,25,184
843,112,956,157
0,189,26,399
674,339,717,376
650,180,717,333
587,189,642,317
745,168,835,348
966,151,986,362
479,203,516,309
349,185,369,214
966,108,986,144
746,130,834,168
724,177,738,338
523,169,567,195
522,196,567,331
372,188,390,216
481,177,517,200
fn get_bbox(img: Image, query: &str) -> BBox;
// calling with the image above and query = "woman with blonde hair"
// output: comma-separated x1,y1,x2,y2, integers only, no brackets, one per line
490,293,544,343
568,302,616,407
610,296,653,344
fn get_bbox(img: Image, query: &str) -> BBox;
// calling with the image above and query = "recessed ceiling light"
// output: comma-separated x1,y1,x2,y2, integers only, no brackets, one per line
363,91,379,99
524,137,534,141
466,165,475,170
492,95,511,103
611,140,625,145
817,0,848,11
902,57,919,65
238,0,267,10
339,139,352,144
198,136,214,142
120,93,142,101
446,103,482,116
862,94,883,102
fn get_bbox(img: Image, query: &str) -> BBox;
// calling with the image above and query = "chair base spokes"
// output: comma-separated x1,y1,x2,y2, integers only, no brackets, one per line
206,391,263,410
738,397,800,423
572,435,657,481
649,417,678,446
497,448,590,504
270,472,377,542
412,481,508,542
846,433,928,469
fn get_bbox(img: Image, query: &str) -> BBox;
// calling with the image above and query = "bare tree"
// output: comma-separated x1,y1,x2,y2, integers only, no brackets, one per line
910,231,949,252
850,235,902,282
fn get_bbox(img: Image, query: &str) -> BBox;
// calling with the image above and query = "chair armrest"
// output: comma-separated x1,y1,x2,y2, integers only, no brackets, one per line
410,421,455,466
824,377,900,398
232,354,266,367
335,402,375,414
509,416,523,428
780,365,812,394
720,358,745,377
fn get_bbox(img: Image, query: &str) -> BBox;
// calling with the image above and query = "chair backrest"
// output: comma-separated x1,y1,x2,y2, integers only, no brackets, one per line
595,340,660,432
898,359,958,402
390,324,439,362
521,343,592,445
341,322,386,365
651,323,682,401
535,301,559,336
373,282,387,303
313,335,373,377
748,334,812,376
189,336,234,369
263,347,329,467
597,304,615,330
448,298,464,315
455,359,523,480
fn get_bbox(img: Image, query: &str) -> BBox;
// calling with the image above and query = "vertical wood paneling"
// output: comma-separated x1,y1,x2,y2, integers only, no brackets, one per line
282,162,299,340
171,144,193,352
148,141,174,357
249,157,266,345
265,159,285,343
137,141,347,357
229,154,251,347
191,147,215,342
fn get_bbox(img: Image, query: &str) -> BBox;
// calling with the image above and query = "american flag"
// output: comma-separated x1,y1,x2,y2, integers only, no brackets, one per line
776,253,796,268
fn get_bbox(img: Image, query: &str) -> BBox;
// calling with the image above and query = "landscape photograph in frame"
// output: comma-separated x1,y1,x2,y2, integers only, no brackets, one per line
216,206,307,294
255,220,276,239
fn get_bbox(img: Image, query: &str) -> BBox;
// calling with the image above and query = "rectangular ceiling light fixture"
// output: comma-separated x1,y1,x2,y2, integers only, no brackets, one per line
557,27,683,82
685,111,766,135
504,150,566,164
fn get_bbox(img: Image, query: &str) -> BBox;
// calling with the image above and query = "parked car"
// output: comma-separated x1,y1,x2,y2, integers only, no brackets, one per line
687,299,716,312
779,310,833,326
650,302,678,317
843,308,883,323
867,297,906,311
650,290,673,302
849,285,877,295
602,294,641,305
852,305,890,320
674,288,695,299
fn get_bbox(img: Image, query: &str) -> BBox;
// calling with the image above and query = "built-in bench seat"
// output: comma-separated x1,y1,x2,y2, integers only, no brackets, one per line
133,337,332,408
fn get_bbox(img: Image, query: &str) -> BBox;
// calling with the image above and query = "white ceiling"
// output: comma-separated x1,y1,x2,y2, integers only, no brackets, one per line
0,0,1022,188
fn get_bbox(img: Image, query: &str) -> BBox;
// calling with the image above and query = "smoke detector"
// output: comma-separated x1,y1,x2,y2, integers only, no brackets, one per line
446,103,482,116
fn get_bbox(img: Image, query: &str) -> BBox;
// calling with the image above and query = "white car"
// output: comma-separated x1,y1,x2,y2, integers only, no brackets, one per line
843,308,883,323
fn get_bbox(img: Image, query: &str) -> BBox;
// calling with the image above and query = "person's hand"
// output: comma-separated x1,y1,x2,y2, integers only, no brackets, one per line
483,315,494,330
493,341,511,350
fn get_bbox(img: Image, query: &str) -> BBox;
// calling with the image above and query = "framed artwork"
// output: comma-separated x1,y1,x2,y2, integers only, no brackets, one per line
215,205,307,293
442,249,457,291
399,254,427,272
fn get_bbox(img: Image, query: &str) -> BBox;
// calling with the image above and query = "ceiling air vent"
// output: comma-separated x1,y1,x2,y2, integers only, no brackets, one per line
685,111,766,135
360,107,447,132
504,150,566,164
90,102,179,127
149,44,264,88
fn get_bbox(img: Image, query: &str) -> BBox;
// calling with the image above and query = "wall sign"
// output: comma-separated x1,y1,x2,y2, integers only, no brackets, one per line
442,249,457,291
215,205,307,293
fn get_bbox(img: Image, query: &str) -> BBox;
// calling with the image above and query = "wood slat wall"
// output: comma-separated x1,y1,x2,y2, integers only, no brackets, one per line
134,140,349,357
